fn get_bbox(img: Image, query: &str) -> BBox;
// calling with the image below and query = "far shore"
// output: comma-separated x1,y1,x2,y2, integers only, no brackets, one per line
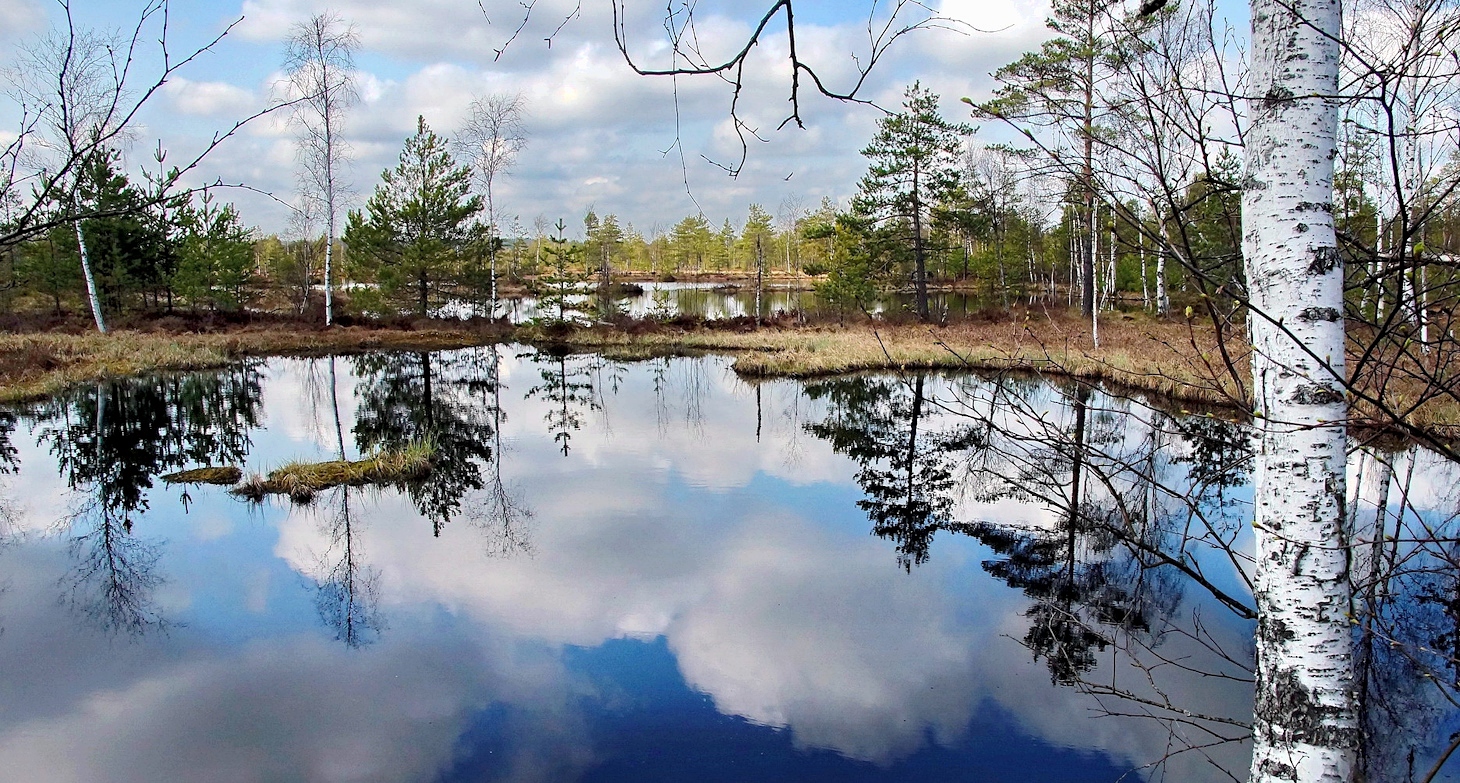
1,309,1454,442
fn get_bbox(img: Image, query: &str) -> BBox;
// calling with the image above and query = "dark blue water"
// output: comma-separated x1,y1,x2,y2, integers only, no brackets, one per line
0,349,1455,782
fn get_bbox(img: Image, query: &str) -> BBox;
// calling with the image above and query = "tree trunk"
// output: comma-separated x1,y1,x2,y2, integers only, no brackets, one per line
1243,0,1356,781
755,233,764,323
75,219,107,334
912,162,930,321
324,215,336,326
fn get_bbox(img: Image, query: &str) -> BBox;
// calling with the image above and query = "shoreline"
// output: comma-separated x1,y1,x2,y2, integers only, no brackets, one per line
2,314,1455,441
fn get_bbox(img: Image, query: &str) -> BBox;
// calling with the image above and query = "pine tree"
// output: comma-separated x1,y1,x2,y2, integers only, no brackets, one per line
975,0,1136,319
853,82,970,320
536,218,591,324
344,116,483,316
174,191,255,312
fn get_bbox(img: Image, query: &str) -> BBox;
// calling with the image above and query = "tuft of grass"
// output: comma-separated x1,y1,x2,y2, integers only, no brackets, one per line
231,441,437,504
163,466,244,485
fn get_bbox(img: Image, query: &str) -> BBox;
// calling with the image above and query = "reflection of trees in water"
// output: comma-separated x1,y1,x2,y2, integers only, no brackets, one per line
1348,445,1460,781
465,345,534,558
807,371,1460,779
804,374,976,571
21,368,264,636
0,410,18,475
352,352,495,535
310,485,384,648
526,348,603,457
34,367,263,516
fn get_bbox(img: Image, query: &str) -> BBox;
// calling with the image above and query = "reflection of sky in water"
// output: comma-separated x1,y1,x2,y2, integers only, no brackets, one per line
442,281,996,322
0,352,1455,782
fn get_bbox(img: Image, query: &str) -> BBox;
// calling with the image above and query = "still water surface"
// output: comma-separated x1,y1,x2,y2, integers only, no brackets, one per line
0,349,1457,782
450,281,998,322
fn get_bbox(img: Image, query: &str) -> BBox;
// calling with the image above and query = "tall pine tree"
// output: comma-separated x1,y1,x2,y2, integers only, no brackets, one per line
853,82,969,320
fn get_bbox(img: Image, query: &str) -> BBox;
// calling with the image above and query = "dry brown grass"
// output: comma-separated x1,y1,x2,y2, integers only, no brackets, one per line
162,466,244,485
0,327,493,404
5,311,1459,436
231,441,437,504
540,311,1252,410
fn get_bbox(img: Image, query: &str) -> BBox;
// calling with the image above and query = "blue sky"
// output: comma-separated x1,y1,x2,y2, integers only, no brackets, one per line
0,0,1244,237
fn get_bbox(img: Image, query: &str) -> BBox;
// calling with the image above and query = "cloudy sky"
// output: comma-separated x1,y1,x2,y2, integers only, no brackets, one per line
1,0,1080,237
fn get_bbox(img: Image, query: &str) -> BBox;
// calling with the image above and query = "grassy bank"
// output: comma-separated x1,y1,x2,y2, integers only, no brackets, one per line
3,310,1456,436
0,323,498,404
232,442,437,503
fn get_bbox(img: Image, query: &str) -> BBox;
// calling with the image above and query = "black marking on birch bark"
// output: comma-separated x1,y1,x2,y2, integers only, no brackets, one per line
1307,246,1340,275
1297,306,1341,322
1293,201,1331,212
1263,86,1295,109
1257,758,1298,781
1291,383,1344,405
1292,543,1311,576
1256,668,1360,749
1260,615,1297,643
1295,223,1310,233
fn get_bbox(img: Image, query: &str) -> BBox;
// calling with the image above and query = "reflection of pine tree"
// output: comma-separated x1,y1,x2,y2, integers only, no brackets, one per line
527,348,601,456
962,383,1215,684
352,352,495,536
0,411,18,475
805,374,975,571
35,366,264,516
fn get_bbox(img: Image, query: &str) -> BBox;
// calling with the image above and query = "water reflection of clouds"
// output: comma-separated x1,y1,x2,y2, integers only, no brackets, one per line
260,356,1255,774
0,546,588,783
3,353,1404,781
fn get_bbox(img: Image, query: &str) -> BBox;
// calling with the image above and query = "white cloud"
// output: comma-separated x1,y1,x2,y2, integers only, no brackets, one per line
0,0,44,43
163,78,259,118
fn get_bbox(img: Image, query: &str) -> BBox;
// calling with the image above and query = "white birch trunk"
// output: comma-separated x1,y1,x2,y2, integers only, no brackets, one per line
1140,232,1150,310
75,219,107,334
1156,249,1169,314
324,212,335,326
1244,0,1357,781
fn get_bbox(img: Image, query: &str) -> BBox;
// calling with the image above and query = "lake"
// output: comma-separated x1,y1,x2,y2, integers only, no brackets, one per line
0,348,1456,782
441,281,1007,322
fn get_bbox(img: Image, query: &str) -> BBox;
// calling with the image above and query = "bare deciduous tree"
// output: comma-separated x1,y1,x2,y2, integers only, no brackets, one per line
456,92,528,318
282,11,359,327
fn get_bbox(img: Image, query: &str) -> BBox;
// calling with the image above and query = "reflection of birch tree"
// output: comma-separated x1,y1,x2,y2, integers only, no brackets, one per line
464,344,534,558
26,369,263,635
57,383,166,636
311,485,383,648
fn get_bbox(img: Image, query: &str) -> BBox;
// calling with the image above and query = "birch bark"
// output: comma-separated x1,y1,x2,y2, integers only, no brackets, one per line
1243,0,1357,781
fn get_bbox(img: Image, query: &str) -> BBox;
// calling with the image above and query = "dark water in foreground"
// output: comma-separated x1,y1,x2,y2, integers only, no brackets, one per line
1,349,1457,782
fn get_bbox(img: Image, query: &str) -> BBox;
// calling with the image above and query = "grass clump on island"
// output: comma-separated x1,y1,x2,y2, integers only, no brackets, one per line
231,441,437,504
163,466,244,485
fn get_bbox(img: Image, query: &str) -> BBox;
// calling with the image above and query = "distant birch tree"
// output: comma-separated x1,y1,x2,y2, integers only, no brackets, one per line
283,11,358,326
457,92,528,319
